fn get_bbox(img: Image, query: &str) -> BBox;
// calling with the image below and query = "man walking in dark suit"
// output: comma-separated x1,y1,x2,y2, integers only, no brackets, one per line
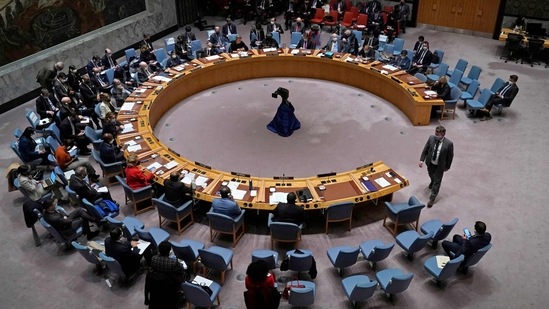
419,125,454,207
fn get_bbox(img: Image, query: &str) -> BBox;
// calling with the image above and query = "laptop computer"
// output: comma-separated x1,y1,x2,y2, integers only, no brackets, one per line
43,172,56,188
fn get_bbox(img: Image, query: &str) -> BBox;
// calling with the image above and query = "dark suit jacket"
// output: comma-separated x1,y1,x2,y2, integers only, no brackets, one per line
59,117,82,140
69,175,102,203
432,82,451,100
99,141,124,164
101,55,118,69
273,203,304,225
413,49,433,67
105,236,142,276
413,41,425,52
332,1,346,12
296,38,314,49
35,95,59,119
222,23,238,36
323,39,346,53
420,135,454,171
266,23,284,34
495,82,519,106
79,81,99,108
163,179,192,206
43,209,74,237
459,233,492,262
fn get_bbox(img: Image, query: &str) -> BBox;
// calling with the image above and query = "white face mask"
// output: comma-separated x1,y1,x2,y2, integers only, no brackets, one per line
332,38,337,42
271,21,275,24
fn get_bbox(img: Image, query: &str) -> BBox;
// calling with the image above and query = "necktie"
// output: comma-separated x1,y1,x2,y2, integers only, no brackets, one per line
332,42,337,52
145,69,151,77
108,56,115,68
500,84,511,96
47,98,55,110
70,119,76,136
97,75,107,87
418,49,426,64
368,37,373,46
432,140,440,161
304,41,307,49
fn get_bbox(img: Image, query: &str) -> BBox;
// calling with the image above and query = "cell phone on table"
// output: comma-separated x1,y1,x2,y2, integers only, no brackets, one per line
463,228,471,239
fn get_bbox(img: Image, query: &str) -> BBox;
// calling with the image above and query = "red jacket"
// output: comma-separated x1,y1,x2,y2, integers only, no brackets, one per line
125,166,154,190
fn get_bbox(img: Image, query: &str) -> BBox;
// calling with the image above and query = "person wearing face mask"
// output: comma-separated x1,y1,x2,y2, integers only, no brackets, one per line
430,76,451,101
419,125,454,208
99,133,128,164
395,0,410,33
407,41,432,74
102,112,124,138
291,17,305,34
53,72,79,106
209,26,229,54
266,17,284,34
35,88,60,121
229,34,249,52
260,32,279,49
222,17,238,36
250,23,266,49
166,50,183,68
479,75,519,121
110,78,131,107
178,26,196,60
85,55,103,77
66,65,81,90
323,33,344,53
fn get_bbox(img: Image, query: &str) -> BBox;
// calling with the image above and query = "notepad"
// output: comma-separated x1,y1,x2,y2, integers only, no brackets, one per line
232,189,247,200
195,176,209,187
436,255,450,268
181,172,196,185
147,162,162,171
193,275,213,287
269,192,288,205
263,48,277,53
121,123,134,133
97,186,109,193
425,90,437,96
137,240,151,255
205,55,220,61
126,144,142,152
374,177,391,188
164,161,179,169
125,140,137,146
120,103,135,111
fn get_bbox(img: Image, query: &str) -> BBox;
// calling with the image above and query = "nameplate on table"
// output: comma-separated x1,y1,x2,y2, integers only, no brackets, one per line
214,59,226,64
190,66,203,72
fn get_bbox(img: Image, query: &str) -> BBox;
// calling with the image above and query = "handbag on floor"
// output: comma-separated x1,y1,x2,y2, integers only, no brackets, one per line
282,278,305,300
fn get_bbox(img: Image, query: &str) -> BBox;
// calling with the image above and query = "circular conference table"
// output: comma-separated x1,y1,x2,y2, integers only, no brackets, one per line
116,48,442,213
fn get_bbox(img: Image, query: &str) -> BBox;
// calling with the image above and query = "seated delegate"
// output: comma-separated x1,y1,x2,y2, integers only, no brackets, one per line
211,185,242,218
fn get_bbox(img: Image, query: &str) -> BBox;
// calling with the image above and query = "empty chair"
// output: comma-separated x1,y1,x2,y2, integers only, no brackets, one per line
327,245,360,276
460,79,480,106
426,62,449,82
81,198,119,222
71,241,104,274
199,246,234,285
26,110,42,129
125,48,137,64
269,215,302,249
460,65,482,87
47,122,62,144
414,73,427,83
489,77,505,95
116,175,154,215
501,33,524,63
341,275,378,308
105,216,145,239
286,249,313,275
154,47,167,66
420,217,459,248
383,196,425,236
446,58,468,77
182,281,222,308
446,69,463,89
271,31,281,45
287,280,316,307
376,268,414,303
440,86,462,120
65,184,78,206
359,240,394,270
311,8,325,26
98,252,129,285
450,243,492,274
170,239,205,274
164,37,175,54
92,149,124,185
424,254,464,287
466,88,492,115
522,38,545,66
382,44,394,57
429,49,444,71
45,136,60,153
289,31,302,48
395,230,434,260
354,14,368,30
206,208,246,247
190,39,202,59
134,226,170,248
325,202,354,233
341,11,354,28
104,68,115,84
153,197,193,235
392,38,405,56
251,249,279,270
84,127,103,150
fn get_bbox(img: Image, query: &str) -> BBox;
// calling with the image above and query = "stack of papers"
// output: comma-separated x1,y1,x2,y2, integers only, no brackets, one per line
269,192,288,205
127,144,142,152
436,255,450,268
193,275,213,287
232,189,247,200
125,140,137,146
121,123,134,133
164,161,179,169
146,162,162,171
374,177,391,188
205,55,220,61
181,172,196,185
227,181,241,192
425,90,437,96
152,75,172,83
137,240,151,255
120,103,135,111
291,49,300,54
263,48,277,53
173,65,185,72
382,64,398,71
230,53,240,58
195,176,209,187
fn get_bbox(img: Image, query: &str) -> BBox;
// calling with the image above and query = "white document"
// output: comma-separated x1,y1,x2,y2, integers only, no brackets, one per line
232,189,247,200
436,255,450,268
181,172,196,185
269,192,288,205
152,75,172,83
382,64,398,71
227,181,241,192
374,177,391,188
68,146,78,157
64,169,75,180
121,123,134,133
250,190,257,197
195,176,209,187
291,49,300,54
263,48,276,53
425,90,437,96
205,55,220,61
97,186,109,193
230,53,240,58
147,162,162,171
380,70,389,75
174,65,184,72
120,103,135,111
39,118,50,125
127,144,142,152
193,275,213,287
137,240,151,255
164,161,179,169
125,140,137,146
80,116,90,124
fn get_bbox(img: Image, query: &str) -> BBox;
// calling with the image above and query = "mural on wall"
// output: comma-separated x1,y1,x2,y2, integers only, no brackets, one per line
0,0,147,67
505,0,549,19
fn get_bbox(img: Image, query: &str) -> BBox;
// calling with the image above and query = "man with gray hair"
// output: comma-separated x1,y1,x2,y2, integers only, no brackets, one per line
36,61,64,90
419,125,454,207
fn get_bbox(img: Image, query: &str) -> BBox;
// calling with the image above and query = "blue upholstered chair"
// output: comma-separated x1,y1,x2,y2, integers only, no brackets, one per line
429,49,444,71
45,136,60,153
105,216,145,239
154,48,167,66
115,175,154,215
206,208,246,247
198,246,234,285
325,202,354,233
489,77,505,95
447,69,464,89
383,196,425,236
420,217,459,248
92,149,124,185
286,249,314,277
287,280,316,307
153,197,193,235
450,243,492,274
465,88,492,115
460,65,482,87
426,62,449,82
327,245,360,276
414,72,427,83
190,39,202,59
271,31,281,45
14,178,52,202
170,239,205,274
71,241,104,274
440,86,462,120
182,281,222,308
124,48,137,64
11,140,43,167
446,58,468,77
289,31,302,48
359,240,394,270
134,226,170,248
26,110,42,129
38,208,82,249
341,275,378,308
395,230,434,260
47,122,62,144
84,127,103,150
269,220,302,249
251,249,279,270
376,268,414,303
392,38,405,56
460,79,480,106
424,254,464,287
98,252,128,285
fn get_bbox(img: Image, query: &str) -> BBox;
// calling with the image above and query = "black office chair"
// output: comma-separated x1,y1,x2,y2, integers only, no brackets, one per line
501,33,524,63
521,38,545,67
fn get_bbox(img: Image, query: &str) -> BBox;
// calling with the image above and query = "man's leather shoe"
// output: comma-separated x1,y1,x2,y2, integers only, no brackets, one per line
427,199,435,208
87,230,100,240
428,183,433,189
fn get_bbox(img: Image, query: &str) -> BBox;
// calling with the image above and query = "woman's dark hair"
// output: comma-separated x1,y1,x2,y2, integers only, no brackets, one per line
22,127,35,138
246,260,269,282
17,165,31,176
